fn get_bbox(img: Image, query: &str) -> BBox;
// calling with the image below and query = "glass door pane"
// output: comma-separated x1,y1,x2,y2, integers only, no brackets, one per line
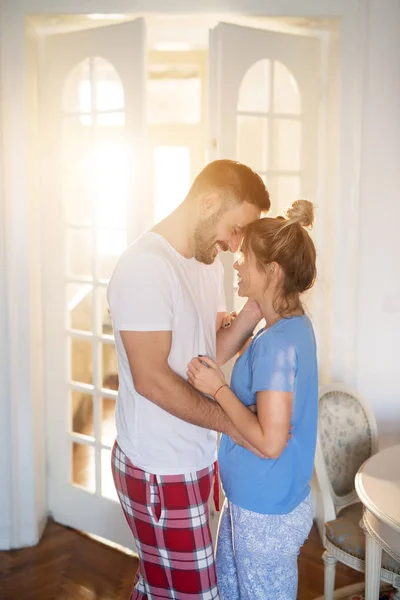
62,56,126,502
236,58,303,310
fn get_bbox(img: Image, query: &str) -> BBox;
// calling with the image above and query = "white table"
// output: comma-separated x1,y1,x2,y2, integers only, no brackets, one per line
355,444,400,600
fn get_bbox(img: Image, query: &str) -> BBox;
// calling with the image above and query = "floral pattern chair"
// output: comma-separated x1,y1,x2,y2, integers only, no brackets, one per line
314,384,400,599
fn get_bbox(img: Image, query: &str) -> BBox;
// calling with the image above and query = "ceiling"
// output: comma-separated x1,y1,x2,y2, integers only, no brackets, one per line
28,13,339,49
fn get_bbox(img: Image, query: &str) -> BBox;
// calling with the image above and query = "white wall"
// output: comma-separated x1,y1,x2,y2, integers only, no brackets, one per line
0,73,13,550
356,0,400,448
0,3,47,549
26,25,48,543
0,3,19,550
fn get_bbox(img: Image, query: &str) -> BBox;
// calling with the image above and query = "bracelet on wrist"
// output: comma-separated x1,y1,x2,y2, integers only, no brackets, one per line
213,383,229,401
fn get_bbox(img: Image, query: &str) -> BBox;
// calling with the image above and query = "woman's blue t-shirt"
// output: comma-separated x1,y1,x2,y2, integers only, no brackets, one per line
218,314,318,515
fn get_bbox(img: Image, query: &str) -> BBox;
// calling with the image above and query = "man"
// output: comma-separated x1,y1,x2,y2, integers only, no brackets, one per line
108,159,270,599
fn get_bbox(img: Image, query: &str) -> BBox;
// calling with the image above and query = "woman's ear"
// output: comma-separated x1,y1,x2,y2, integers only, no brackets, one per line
270,261,282,280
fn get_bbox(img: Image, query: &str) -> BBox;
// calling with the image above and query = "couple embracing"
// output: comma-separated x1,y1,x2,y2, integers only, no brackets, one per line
108,160,318,600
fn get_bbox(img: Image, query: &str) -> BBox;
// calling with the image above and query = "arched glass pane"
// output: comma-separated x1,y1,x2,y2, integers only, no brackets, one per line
94,57,124,112
63,59,91,114
61,57,128,505
63,57,125,118
238,59,270,113
62,58,128,233
273,61,301,115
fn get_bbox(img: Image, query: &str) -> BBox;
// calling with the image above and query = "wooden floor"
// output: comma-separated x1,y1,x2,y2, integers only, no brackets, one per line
0,519,364,600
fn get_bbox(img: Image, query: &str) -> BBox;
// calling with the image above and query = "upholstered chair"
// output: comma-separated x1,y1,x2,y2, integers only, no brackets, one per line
314,384,400,599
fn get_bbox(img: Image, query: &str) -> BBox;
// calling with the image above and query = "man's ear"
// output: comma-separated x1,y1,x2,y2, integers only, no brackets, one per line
199,192,222,217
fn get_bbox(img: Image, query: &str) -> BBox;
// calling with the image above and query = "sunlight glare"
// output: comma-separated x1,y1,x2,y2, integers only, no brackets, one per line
91,142,130,255
153,146,190,223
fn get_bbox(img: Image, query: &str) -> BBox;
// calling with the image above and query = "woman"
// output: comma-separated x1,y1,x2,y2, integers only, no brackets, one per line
187,200,318,600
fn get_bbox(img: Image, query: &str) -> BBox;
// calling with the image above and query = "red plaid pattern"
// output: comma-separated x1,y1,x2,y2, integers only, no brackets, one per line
111,442,219,599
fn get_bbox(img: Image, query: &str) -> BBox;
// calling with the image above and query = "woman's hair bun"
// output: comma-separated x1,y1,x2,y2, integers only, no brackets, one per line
284,200,314,228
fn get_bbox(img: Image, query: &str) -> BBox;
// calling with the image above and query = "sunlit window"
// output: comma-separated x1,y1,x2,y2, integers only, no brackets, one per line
153,146,191,223
235,59,302,312
148,64,201,124
273,61,301,115
236,58,302,219
62,57,128,259
238,59,270,113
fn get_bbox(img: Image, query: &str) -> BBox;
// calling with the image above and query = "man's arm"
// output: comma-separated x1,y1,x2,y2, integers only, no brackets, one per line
121,329,252,442
216,299,263,365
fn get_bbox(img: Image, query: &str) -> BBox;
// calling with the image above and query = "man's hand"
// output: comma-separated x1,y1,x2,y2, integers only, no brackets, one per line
221,311,237,329
216,299,263,365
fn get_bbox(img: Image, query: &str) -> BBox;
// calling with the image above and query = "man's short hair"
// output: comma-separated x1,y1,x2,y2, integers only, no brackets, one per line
187,159,270,213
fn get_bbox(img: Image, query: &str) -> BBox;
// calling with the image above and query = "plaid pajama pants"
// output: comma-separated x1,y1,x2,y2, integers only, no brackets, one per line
111,442,219,600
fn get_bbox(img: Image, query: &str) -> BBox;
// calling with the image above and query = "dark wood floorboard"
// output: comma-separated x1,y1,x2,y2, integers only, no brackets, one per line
0,519,363,600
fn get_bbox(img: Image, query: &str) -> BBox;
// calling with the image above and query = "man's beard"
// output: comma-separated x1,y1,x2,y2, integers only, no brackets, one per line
193,213,229,264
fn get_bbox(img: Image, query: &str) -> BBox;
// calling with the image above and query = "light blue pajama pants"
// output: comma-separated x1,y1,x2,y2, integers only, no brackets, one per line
215,494,313,600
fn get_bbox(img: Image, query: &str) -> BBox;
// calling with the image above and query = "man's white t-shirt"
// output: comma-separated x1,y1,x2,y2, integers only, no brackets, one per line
107,232,226,475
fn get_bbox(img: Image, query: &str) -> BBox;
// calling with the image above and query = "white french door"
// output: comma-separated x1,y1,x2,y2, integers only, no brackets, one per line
208,22,321,314
41,19,146,549
41,17,324,548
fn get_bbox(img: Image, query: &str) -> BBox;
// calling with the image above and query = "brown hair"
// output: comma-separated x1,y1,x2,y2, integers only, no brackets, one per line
242,200,316,315
187,159,270,212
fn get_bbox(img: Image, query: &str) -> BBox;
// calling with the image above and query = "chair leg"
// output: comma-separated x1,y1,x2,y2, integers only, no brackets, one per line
323,551,337,600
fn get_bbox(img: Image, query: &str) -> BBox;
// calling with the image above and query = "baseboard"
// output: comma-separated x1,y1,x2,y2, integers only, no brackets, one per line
37,513,48,542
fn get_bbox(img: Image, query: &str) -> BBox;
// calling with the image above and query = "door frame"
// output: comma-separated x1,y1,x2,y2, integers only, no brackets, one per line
0,0,366,549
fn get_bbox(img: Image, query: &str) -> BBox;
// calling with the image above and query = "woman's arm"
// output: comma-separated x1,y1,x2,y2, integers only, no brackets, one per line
216,299,263,365
214,386,292,459
187,356,292,459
